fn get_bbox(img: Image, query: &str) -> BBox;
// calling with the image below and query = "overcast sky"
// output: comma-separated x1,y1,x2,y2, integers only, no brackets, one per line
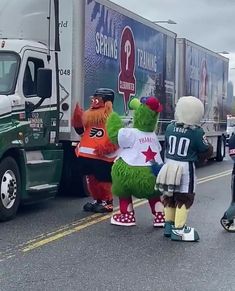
112,0,235,90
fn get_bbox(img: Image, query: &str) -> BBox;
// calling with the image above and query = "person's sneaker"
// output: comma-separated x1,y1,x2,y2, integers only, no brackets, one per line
220,217,235,232
153,211,165,227
83,200,101,212
164,221,174,237
171,225,200,242
111,211,136,226
93,200,113,213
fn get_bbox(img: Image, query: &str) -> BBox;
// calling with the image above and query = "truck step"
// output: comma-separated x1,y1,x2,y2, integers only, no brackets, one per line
26,151,54,165
27,160,53,165
28,184,58,192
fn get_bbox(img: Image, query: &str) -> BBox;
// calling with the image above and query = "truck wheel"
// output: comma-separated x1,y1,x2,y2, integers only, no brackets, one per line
216,136,226,162
0,157,21,221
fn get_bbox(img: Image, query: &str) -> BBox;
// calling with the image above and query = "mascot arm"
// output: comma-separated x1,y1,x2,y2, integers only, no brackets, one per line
71,103,84,135
197,143,213,162
151,161,164,176
196,128,213,161
94,141,118,157
117,128,136,148
106,112,124,144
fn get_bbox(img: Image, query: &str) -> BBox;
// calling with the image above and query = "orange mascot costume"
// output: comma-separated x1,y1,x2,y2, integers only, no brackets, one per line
72,88,118,213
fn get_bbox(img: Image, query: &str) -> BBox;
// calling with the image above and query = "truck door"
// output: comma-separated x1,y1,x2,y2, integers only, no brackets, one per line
19,50,56,148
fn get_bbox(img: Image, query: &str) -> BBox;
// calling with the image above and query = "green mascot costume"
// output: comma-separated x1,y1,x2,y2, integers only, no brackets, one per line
106,96,164,227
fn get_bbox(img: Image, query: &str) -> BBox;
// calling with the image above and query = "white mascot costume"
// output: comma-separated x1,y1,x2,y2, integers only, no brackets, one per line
156,96,212,242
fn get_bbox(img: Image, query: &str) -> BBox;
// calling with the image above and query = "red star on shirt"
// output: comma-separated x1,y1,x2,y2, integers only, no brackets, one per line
141,146,157,162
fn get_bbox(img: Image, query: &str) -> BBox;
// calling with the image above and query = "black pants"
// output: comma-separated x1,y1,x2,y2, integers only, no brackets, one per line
74,156,113,182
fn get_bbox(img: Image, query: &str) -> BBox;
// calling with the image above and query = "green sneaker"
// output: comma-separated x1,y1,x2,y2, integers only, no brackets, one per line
171,225,200,242
164,221,174,237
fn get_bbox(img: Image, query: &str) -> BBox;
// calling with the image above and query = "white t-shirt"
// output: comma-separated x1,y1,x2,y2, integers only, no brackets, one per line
116,128,163,166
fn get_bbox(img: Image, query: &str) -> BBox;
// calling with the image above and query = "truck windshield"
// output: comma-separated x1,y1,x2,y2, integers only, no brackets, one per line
0,52,19,95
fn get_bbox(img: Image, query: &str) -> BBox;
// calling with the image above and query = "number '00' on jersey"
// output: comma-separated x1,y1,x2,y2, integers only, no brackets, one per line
165,123,209,162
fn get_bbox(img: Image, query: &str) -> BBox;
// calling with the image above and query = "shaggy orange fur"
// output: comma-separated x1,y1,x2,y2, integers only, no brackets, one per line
94,141,118,156
71,104,83,128
82,101,113,128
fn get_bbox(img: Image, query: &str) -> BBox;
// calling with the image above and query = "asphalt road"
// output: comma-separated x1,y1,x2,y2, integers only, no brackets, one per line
0,155,235,291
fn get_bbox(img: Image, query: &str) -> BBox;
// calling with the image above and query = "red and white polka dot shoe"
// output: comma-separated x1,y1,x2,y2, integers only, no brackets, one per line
111,211,136,226
153,212,165,227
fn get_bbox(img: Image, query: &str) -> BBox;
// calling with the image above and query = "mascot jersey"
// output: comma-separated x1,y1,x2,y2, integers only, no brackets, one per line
117,128,163,166
75,124,116,162
165,122,209,162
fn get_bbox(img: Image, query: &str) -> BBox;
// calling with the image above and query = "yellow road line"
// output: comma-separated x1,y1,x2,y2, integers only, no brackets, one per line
0,200,145,260
198,173,231,184
0,169,232,260
22,200,147,252
22,170,232,252
197,170,231,183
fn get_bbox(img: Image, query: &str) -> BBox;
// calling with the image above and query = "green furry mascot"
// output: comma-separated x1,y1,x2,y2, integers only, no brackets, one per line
106,96,164,227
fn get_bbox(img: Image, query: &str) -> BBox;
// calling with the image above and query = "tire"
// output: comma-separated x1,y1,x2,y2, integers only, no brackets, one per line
0,157,21,221
216,136,226,162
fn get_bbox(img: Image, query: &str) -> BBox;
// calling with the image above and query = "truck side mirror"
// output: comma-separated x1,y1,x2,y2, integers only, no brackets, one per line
37,68,52,99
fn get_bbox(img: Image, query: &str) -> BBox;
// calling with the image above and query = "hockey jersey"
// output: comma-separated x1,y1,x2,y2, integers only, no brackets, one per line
165,122,209,162
75,124,117,162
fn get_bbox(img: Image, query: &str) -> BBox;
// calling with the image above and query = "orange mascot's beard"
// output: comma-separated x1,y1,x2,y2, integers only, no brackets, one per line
82,101,113,128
